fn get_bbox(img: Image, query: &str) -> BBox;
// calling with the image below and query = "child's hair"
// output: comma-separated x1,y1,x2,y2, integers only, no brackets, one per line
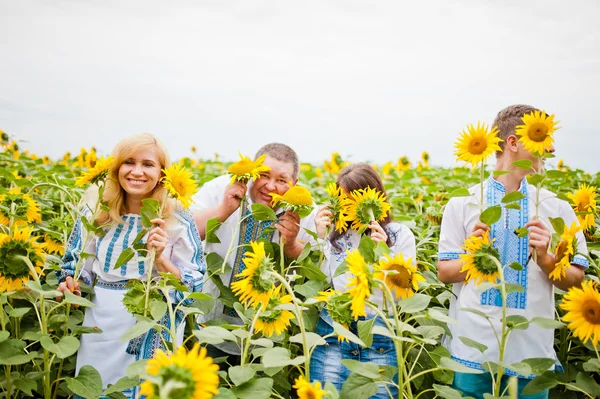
329,162,393,248
95,133,175,226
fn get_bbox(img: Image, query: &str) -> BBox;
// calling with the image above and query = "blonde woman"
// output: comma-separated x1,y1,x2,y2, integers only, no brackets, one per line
57,134,205,398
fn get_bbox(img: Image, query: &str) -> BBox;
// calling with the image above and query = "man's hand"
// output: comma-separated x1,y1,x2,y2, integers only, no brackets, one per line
217,181,247,221
276,211,303,258
472,222,490,238
525,217,553,268
56,276,81,301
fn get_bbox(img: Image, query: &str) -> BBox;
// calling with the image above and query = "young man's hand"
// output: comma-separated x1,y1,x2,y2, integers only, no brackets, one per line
525,218,553,268
471,222,490,237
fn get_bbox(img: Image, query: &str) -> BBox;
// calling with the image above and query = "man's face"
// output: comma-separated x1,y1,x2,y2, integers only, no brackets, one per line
248,155,297,207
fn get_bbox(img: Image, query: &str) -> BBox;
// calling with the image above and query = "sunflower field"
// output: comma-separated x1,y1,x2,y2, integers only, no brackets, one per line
1,128,599,399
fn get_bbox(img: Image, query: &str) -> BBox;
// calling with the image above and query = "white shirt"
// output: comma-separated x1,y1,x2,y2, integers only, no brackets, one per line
191,175,318,323
438,176,588,377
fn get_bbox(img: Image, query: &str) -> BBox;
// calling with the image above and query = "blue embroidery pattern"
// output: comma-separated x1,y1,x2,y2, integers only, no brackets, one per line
480,177,529,310
121,216,136,276
104,223,125,272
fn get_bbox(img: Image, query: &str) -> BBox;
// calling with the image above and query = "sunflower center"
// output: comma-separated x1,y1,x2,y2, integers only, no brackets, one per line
582,299,600,325
468,138,487,155
388,265,412,289
527,123,549,142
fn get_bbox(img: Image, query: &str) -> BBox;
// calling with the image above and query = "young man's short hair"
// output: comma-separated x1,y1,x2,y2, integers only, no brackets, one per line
493,104,539,154
255,143,299,180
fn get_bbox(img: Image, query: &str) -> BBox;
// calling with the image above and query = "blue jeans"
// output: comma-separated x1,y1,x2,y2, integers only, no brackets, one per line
453,372,549,399
309,313,398,399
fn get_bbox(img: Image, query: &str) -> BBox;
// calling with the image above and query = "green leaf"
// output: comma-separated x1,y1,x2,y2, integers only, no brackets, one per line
205,217,222,244
458,336,487,354
63,291,96,307
0,339,32,365
230,378,273,399
527,173,545,187
514,227,528,238
113,247,135,270
583,358,600,373
40,335,80,359
506,362,532,377
358,318,376,348
439,357,482,374
333,321,366,347
522,371,559,395
399,293,431,314
103,376,139,395
459,307,491,320
448,188,471,198
507,261,523,271
214,388,237,399
341,359,382,379
549,217,566,234
504,202,521,210
13,378,37,396
501,191,526,203
480,205,502,225
433,384,464,399
512,160,533,170
193,326,237,345
324,381,340,399
0,331,9,343
493,170,511,177
66,365,103,399
130,228,148,246
522,358,556,374
140,198,161,228
506,315,529,330
289,332,325,350
294,279,327,299
358,235,377,263
296,241,312,263
531,317,565,329
8,307,30,318
261,347,305,368
149,300,167,320
228,365,256,386
25,281,61,298
339,374,379,399
333,260,349,277
120,320,156,342
251,203,277,221
297,258,327,281
546,170,564,179
505,283,525,294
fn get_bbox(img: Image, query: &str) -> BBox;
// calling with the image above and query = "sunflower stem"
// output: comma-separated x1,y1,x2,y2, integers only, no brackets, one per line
487,254,508,397
279,235,285,276
266,271,310,380
241,307,261,366
143,191,169,318
221,195,246,275
479,161,485,214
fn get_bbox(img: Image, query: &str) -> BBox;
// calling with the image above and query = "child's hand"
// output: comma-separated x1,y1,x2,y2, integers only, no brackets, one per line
315,205,333,239
369,221,388,244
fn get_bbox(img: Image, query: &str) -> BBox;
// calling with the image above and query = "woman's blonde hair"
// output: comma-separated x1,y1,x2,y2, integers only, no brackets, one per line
95,133,175,226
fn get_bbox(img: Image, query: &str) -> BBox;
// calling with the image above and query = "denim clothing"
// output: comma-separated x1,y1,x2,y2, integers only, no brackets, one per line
310,312,398,398
453,372,549,399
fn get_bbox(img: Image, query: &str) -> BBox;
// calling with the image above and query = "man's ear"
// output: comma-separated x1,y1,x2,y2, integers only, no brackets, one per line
505,135,519,152
292,178,299,186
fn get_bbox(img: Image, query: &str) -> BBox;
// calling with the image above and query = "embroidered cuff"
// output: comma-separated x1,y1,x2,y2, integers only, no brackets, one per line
438,251,464,261
572,255,589,269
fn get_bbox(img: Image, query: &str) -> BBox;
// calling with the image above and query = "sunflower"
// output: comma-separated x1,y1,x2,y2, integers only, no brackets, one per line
230,241,276,310
162,164,199,209
421,151,430,167
316,290,353,341
140,344,219,399
325,182,350,233
345,187,391,232
454,122,503,166
85,147,97,168
550,222,581,281
293,376,326,399
42,235,65,256
315,167,323,179
381,162,394,176
0,227,46,292
323,152,343,174
459,231,501,285
270,185,314,217
374,253,425,300
515,110,559,156
254,285,295,337
345,249,374,319
560,280,600,346
228,152,271,184
191,145,197,154
397,156,411,171
0,187,42,226
75,156,115,187
557,159,566,171
567,184,597,230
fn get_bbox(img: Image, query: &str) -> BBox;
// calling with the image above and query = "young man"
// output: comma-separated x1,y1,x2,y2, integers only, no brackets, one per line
437,104,588,399
192,143,317,360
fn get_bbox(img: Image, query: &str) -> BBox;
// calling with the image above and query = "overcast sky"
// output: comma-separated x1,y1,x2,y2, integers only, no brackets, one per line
1,0,599,171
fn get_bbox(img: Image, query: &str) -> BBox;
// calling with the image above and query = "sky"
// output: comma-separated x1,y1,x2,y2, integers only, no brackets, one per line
1,0,599,171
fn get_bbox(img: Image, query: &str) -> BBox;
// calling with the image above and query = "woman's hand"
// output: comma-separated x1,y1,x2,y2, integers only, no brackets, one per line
56,276,81,301
148,218,169,259
315,205,333,239
368,220,388,244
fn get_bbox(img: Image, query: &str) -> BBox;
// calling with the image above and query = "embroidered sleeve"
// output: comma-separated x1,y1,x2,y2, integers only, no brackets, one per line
438,197,467,261
57,212,96,286
169,210,206,305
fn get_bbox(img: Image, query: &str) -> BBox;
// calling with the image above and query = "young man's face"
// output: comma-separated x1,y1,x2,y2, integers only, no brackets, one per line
248,155,297,207
515,140,555,172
